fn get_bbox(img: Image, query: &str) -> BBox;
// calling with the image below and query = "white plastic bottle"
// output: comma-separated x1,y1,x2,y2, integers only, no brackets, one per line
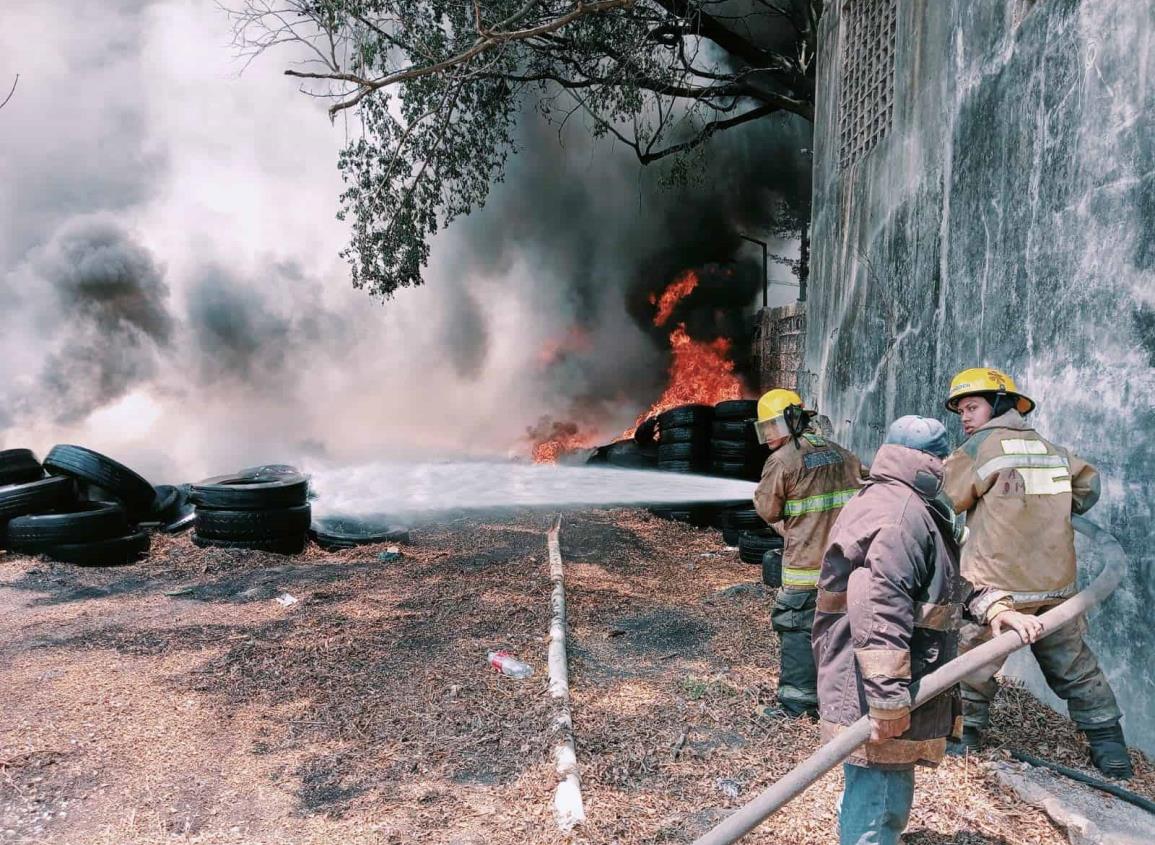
487,650,534,679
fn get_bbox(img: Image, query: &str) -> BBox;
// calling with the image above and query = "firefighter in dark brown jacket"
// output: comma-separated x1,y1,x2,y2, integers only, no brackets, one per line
753,389,865,718
814,416,1042,845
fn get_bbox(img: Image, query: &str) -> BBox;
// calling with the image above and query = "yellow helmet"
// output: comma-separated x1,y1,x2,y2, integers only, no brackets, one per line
946,367,1035,415
755,388,805,444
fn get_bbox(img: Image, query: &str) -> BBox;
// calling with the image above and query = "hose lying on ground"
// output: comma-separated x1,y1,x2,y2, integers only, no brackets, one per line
691,515,1130,845
1008,749,1155,816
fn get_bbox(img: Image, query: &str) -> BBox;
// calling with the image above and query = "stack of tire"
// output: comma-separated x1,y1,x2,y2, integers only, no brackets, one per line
710,399,769,481
191,466,311,554
654,404,714,473
0,445,177,566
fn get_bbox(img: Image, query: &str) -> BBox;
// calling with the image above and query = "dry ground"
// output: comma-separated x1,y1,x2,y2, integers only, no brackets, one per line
1,509,1151,845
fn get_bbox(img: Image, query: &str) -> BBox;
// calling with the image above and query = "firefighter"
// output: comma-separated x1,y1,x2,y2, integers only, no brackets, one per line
942,367,1132,779
815,415,1043,845
752,388,865,718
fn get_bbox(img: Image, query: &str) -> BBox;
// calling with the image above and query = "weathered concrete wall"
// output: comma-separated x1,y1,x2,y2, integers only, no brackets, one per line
807,0,1155,751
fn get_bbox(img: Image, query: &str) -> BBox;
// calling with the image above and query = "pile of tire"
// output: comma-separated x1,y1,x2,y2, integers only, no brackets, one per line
586,439,657,469
738,528,783,565
0,445,191,566
191,466,311,554
716,504,767,546
710,399,769,481
654,404,714,473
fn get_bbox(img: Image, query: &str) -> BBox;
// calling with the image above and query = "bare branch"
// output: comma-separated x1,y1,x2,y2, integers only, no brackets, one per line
0,74,18,111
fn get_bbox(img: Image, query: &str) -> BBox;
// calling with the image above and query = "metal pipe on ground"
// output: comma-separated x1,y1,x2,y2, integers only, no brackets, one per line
692,515,1130,845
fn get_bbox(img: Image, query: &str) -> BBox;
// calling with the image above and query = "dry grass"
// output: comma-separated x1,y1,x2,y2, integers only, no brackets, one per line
0,508,1150,844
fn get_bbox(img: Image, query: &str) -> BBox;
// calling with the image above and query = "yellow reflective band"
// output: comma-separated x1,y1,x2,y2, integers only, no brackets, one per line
783,488,858,516
1001,439,1047,455
975,453,1068,482
782,567,820,587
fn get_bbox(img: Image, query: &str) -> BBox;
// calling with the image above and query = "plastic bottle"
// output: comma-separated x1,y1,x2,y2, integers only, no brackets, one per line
488,650,534,679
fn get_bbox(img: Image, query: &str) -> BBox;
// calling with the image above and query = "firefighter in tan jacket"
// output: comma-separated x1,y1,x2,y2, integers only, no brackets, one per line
943,367,1131,779
753,389,865,718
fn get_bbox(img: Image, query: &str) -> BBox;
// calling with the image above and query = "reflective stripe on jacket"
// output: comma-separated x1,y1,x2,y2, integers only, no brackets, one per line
753,432,865,587
814,444,1010,769
943,410,1100,604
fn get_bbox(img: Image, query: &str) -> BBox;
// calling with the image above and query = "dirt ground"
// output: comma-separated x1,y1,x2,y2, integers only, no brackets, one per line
1,509,1152,845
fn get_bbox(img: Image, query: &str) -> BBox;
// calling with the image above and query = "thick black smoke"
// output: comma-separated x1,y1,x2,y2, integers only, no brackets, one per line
19,220,172,424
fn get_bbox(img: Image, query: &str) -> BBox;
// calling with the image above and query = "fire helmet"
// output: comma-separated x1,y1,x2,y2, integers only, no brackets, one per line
755,388,806,444
946,367,1035,415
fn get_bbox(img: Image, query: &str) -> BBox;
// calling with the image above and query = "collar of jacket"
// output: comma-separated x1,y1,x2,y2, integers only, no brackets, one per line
868,444,944,499
975,409,1033,434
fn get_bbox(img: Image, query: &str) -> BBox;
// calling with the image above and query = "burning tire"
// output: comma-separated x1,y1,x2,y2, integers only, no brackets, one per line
44,444,156,518
738,530,783,565
602,440,658,469
35,530,151,567
657,404,714,429
633,417,658,447
0,476,76,524
6,502,129,551
0,449,44,487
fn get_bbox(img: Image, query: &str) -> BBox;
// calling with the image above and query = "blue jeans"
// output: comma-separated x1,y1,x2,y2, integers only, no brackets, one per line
839,764,915,845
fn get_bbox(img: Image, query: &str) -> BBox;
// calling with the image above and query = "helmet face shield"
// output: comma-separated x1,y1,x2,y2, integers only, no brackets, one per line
754,415,791,445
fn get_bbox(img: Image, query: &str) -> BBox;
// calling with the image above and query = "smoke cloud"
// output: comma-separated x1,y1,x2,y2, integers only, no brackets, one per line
0,0,809,484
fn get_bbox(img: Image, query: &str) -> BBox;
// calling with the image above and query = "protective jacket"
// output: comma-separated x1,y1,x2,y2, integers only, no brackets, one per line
753,431,864,589
943,410,1100,608
814,444,1011,769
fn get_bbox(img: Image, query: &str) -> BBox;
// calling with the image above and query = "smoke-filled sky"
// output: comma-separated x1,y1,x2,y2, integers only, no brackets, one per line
0,0,808,484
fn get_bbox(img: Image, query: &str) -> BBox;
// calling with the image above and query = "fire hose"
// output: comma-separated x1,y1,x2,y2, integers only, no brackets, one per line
692,515,1131,845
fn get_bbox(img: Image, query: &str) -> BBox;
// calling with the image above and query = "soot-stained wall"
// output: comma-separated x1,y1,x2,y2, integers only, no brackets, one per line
806,0,1155,751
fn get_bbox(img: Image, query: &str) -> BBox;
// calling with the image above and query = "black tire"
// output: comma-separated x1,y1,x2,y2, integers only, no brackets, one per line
312,516,411,550
0,476,76,522
710,460,749,477
41,531,150,567
7,502,128,550
657,404,713,429
714,400,757,420
44,445,156,516
0,449,44,486
762,548,783,587
711,420,754,440
162,511,196,534
725,507,767,530
191,473,309,510
191,532,307,555
710,440,751,459
633,417,658,447
658,425,710,445
658,442,708,462
649,506,713,527
739,530,784,564
195,504,312,541
603,440,657,469
722,525,740,546
656,460,697,474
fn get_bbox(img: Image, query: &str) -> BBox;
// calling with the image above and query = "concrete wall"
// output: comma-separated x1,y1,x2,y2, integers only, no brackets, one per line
807,0,1155,751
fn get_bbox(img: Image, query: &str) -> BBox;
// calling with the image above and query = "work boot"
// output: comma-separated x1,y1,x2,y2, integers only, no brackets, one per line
946,726,983,756
1084,723,1134,780
760,704,818,721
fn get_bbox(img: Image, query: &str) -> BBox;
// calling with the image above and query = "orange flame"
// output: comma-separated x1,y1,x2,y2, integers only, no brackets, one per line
528,417,596,463
623,323,746,438
651,269,699,326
